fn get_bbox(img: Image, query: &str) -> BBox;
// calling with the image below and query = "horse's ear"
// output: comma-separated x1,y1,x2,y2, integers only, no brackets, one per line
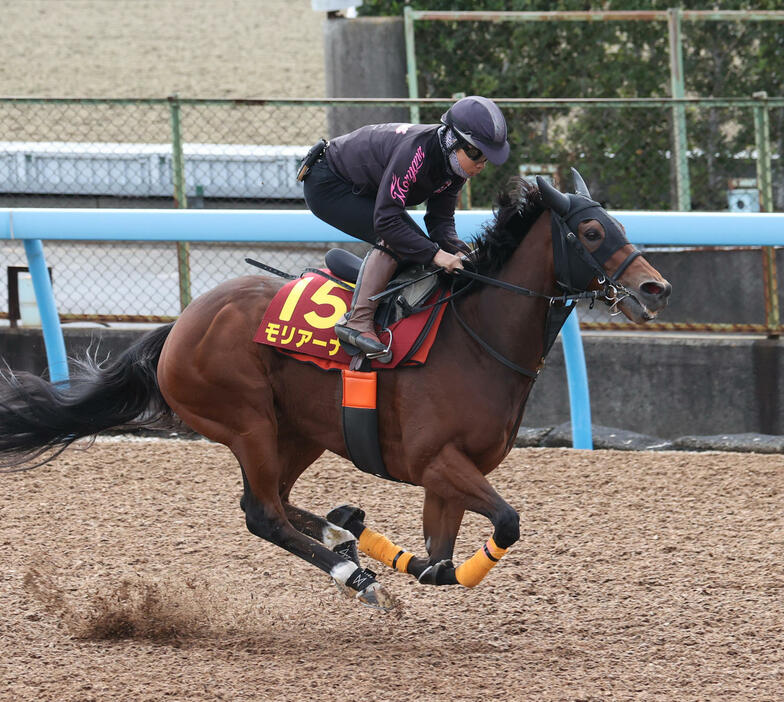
571,168,591,198
536,176,570,216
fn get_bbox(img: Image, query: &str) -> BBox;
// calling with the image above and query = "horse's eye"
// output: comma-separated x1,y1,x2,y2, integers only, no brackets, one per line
584,229,602,241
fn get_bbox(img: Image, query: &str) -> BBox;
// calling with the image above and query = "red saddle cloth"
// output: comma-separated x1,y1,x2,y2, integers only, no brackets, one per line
253,269,446,371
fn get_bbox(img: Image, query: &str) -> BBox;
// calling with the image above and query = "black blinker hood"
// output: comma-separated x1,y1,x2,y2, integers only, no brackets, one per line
551,193,631,293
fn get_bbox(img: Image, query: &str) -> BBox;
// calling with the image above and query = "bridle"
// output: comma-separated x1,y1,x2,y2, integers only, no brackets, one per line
550,197,641,317
449,196,641,379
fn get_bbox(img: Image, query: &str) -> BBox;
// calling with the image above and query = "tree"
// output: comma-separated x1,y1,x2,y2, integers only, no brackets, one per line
359,0,783,210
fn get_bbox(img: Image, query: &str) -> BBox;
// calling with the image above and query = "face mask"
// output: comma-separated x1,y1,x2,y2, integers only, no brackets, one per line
439,126,471,180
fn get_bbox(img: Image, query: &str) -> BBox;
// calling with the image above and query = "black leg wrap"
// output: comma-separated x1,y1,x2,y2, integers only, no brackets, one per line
333,539,361,567
345,567,377,592
326,504,367,539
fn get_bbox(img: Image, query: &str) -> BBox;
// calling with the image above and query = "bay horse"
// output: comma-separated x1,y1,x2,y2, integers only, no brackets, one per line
0,172,670,610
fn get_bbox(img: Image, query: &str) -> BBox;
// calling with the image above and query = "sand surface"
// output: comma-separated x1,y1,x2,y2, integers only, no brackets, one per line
0,1,328,149
2,439,782,701
0,0,325,98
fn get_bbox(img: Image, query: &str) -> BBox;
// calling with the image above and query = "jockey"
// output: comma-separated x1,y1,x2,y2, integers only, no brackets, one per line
301,95,510,361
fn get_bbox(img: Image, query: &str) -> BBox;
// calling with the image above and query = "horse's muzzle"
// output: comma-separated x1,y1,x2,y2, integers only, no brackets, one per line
620,277,672,322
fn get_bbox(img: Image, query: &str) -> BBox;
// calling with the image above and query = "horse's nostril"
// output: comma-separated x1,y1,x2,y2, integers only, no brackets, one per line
641,280,671,299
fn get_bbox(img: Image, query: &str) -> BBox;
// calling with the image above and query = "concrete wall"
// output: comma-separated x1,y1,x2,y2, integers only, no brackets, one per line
323,16,409,137
527,332,783,438
640,249,784,326
2,327,781,439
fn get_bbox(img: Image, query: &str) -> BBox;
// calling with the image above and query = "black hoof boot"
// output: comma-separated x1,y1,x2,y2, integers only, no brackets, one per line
418,560,458,586
327,504,367,538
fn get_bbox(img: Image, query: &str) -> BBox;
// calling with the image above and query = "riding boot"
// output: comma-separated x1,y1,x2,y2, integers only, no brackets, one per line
335,246,397,360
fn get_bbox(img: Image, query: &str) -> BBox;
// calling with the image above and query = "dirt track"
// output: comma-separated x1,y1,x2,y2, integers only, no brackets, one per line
2,439,782,701
0,0,324,98
0,0,329,144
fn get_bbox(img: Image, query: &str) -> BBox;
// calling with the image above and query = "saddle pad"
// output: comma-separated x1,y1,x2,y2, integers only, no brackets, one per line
253,270,447,370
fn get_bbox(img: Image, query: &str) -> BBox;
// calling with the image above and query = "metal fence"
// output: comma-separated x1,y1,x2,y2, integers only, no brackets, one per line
0,96,781,332
2,96,782,211
401,7,784,213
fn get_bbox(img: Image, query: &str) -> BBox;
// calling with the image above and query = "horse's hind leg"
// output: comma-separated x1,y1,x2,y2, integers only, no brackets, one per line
265,436,361,566
156,302,389,606
234,437,392,609
284,503,361,566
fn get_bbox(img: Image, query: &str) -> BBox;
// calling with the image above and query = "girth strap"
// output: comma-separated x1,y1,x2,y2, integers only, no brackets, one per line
340,370,411,484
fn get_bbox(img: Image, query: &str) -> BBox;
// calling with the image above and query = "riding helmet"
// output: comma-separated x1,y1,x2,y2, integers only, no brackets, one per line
440,95,510,166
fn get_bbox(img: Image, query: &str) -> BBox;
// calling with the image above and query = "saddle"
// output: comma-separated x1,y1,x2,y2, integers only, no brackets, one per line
251,249,452,482
253,249,449,371
324,248,442,328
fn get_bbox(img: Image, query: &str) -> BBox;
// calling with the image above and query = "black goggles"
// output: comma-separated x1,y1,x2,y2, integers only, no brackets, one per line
459,141,486,162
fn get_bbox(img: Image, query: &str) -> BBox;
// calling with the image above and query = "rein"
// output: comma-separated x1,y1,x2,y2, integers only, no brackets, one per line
447,270,602,379
248,195,639,380
455,267,605,305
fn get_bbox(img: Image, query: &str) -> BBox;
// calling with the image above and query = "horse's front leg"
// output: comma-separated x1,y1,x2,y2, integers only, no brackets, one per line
407,490,464,585
326,504,458,584
418,443,520,588
325,491,470,587
339,491,465,585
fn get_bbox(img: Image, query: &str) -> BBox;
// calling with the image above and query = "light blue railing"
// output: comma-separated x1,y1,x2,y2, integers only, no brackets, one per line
2,208,784,449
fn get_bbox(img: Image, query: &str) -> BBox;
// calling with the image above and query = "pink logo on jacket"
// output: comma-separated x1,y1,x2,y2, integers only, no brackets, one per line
390,146,425,205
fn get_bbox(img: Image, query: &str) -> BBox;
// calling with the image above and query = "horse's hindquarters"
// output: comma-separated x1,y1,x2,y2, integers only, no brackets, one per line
157,276,281,445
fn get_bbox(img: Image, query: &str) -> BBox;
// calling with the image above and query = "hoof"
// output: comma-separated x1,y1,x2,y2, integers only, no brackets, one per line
356,582,399,612
417,559,458,586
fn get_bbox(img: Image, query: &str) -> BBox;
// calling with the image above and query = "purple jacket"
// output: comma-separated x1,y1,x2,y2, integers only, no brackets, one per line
325,123,466,263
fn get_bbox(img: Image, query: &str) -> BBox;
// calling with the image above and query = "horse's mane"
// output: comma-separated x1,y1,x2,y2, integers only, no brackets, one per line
468,177,545,276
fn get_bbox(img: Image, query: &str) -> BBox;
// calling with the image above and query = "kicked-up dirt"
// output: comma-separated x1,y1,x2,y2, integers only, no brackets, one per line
2,439,782,701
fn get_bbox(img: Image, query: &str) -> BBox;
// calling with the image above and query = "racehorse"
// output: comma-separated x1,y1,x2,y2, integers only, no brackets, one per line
0,172,670,610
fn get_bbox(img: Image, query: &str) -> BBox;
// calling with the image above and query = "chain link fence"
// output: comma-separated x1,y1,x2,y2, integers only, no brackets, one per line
0,239,371,324
0,97,781,331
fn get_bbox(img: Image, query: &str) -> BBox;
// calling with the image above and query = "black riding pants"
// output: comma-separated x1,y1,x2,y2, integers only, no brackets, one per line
302,157,425,252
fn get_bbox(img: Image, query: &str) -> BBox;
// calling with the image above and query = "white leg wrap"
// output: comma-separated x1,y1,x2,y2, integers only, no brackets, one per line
329,561,357,585
321,524,356,549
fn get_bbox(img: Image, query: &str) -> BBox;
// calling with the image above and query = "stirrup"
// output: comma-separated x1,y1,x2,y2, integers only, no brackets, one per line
335,325,393,364
364,328,393,363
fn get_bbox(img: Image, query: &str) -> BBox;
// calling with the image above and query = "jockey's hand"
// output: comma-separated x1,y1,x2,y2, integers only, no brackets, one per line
432,248,465,273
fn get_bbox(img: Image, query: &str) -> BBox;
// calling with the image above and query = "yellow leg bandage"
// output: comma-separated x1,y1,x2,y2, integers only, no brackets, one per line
358,528,414,573
454,537,508,588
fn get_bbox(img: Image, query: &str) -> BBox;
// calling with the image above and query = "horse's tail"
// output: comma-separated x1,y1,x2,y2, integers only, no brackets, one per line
0,322,175,469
